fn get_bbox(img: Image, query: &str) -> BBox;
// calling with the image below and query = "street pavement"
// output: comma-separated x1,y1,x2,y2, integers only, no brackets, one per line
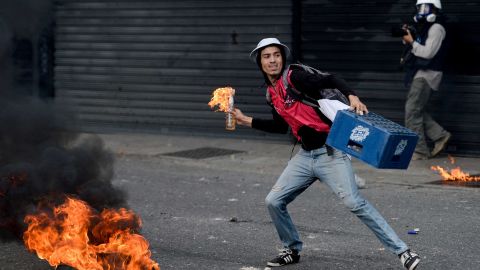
1,131,479,270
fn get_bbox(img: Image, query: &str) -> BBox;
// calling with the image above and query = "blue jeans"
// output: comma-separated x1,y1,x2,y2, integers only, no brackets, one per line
265,146,408,255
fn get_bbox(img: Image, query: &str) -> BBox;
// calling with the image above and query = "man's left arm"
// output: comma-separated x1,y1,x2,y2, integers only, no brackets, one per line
290,69,368,114
327,75,369,114
290,69,355,98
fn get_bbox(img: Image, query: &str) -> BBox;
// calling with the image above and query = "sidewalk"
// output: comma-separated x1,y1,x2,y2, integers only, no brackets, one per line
97,131,480,187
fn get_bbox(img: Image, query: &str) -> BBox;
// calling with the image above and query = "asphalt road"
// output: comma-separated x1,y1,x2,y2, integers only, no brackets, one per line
1,133,479,270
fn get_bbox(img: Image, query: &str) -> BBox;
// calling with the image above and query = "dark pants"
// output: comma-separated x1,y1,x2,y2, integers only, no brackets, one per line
405,78,448,156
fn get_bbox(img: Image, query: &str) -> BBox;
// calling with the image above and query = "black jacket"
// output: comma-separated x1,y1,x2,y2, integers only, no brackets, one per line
252,68,355,150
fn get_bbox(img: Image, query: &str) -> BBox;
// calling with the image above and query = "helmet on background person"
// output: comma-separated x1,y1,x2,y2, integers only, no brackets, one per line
414,0,442,22
416,0,441,9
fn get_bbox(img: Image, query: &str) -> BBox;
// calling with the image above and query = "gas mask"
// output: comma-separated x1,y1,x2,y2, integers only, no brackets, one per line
414,3,437,23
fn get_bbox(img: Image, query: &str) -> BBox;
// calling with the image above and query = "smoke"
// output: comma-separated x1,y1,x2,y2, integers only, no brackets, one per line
0,18,13,91
0,0,127,241
0,0,53,39
0,0,53,92
0,97,127,240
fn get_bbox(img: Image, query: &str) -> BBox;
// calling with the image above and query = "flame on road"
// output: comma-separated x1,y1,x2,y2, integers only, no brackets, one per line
23,196,160,270
431,155,480,182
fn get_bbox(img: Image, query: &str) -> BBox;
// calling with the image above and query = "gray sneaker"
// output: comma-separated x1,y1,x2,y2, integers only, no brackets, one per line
412,152,429,161
431,132,452,157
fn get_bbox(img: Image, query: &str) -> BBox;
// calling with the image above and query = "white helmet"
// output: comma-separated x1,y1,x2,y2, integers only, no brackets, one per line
414,0,441,22
249,37,290,62
416,0,442,9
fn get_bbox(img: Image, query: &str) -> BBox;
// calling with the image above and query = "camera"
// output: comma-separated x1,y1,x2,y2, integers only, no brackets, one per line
391,24,416,38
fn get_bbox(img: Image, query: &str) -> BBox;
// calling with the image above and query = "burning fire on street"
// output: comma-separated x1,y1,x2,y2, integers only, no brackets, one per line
23,196,159,270
431,155,480,183
0,98,160,269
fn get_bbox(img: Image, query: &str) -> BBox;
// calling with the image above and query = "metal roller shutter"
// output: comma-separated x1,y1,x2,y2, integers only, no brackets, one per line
301,0,480,155
54,0,292,137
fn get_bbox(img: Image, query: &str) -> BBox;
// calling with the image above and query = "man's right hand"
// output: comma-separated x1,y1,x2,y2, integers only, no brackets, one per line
233,108,253,127
402,24,414,44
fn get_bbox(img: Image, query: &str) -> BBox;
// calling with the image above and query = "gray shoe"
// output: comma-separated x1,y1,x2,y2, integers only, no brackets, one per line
412,153,429,160
431,132,452,157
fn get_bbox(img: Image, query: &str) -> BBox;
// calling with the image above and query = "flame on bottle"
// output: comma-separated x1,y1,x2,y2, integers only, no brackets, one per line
208,87,235,112
208,87,236,130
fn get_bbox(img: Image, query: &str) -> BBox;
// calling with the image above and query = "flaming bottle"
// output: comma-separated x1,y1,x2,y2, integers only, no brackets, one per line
208,86,236,131
225,93,236,131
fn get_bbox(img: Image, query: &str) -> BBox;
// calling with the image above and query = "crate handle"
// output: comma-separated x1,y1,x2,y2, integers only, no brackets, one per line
347,140,363,153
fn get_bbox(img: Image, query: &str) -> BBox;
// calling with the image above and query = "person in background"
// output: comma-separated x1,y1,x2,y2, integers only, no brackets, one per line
401,0,451,160
234,37,420,270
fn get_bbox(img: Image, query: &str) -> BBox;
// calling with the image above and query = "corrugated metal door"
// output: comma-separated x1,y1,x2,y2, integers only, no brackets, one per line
54,0,292,137
301,0,480,155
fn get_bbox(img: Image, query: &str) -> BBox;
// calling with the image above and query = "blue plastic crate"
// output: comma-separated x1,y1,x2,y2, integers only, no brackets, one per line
326,110,418,169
